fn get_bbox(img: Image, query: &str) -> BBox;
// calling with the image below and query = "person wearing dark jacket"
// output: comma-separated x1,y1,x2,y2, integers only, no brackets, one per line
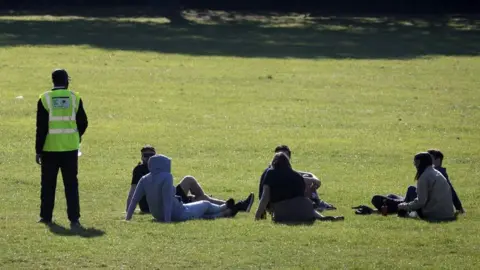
427,149,465,214
259,145,336,212
35,69,88,228
255,152,344,223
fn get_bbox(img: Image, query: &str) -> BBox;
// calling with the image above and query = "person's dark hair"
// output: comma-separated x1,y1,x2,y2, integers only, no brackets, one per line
414,152,433,180
52,69,69,87
271,152,291,170
141,145,156,153
274,145,291,158
427,149,444,162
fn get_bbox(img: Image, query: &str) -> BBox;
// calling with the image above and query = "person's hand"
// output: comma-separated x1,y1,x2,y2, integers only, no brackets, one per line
458,209,466,215
255,212,266,221
398,203,407,210
35,154,42,165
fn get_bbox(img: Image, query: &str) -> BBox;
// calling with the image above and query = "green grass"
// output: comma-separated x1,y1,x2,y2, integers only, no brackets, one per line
1,10,480,269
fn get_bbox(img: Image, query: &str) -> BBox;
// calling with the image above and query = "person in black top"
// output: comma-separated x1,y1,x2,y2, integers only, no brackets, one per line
258,145,336,211
129,146,155,213
255,152,343,222
126,145,254,214
36,69,88,228
427,149,465,214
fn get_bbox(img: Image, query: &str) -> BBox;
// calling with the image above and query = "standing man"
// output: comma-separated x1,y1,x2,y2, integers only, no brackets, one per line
35,69,88,228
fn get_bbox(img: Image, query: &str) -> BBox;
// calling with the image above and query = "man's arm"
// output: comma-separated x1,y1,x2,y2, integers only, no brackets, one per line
403,176,429,211
126,166,144,211
35,99,48,156
258,168,268,199
255,185,271,220
447,179,464,212
76,99,88,137
126,179,146,220
126,184,137,212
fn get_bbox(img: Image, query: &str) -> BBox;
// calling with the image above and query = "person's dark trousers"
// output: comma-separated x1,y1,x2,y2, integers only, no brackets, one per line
404,186,417,202
175,185,192,203
40,150,80,222
371,195,403,214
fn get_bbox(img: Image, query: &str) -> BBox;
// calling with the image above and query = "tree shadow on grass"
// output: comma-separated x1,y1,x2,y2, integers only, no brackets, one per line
47,222,105,238
0,9,478,59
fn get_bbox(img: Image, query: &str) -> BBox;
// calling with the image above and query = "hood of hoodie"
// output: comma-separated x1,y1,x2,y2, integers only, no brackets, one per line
148,154,171,175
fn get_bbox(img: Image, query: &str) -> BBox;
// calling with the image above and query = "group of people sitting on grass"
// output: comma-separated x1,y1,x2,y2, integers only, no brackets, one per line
124,145,464,224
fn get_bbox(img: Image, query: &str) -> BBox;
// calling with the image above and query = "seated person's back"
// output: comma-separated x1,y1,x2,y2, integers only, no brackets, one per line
264,168,305,204
259,153,315,223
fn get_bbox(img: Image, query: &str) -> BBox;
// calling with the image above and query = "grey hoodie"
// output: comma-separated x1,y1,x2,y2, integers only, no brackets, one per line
126,154,186,222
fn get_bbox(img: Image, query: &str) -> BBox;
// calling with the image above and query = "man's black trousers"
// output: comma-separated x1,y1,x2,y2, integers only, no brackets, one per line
40,150,80,222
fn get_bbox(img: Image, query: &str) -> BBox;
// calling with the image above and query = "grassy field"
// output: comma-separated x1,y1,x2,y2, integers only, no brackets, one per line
0,10,479,269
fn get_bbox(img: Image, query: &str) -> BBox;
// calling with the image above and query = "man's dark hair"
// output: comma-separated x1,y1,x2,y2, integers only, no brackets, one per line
141,145,156,153
274,145,291,158
52,69,69,87
414,152,433,180
271,152,291,170
427,149,444,161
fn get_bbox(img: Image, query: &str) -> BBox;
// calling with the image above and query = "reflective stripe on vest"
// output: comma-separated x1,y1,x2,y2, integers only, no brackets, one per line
48,128,78,134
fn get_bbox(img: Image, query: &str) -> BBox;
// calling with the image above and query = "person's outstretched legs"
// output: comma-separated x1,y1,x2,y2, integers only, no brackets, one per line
181,200,238,220
178,176,225,205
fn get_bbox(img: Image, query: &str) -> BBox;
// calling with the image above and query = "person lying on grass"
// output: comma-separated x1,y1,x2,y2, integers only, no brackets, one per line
126,145,254,214
255,152,344,223
126,154,246,222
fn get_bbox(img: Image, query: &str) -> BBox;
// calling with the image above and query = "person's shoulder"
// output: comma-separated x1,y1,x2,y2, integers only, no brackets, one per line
139,173,152,182
38,90,51,99
423,167,441,181
436,166,447,174
290,169,303,177
263,168,276,181
133,162,147,172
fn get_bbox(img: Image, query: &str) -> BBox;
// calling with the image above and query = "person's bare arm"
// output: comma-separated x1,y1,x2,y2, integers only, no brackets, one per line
126,181,146,220
255,185,271,220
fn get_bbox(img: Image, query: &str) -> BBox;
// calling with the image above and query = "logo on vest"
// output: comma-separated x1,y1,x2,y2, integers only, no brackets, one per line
52,97,70,109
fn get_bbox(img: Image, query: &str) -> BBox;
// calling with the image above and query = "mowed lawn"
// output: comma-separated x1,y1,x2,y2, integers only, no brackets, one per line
0,11,479,269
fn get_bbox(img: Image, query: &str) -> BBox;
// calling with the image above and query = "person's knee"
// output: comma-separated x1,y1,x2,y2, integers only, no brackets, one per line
407,186,416,192
371,195,384,209
181,175,197,185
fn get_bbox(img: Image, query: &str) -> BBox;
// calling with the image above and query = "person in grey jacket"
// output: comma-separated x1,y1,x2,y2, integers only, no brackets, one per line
125,154,243,222
398,152,456,221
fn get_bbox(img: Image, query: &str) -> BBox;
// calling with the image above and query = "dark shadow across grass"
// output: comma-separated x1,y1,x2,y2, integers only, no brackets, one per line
0,8,478,59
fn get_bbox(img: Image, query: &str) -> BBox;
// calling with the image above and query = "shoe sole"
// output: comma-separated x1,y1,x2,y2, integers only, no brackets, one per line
245,194,254,212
